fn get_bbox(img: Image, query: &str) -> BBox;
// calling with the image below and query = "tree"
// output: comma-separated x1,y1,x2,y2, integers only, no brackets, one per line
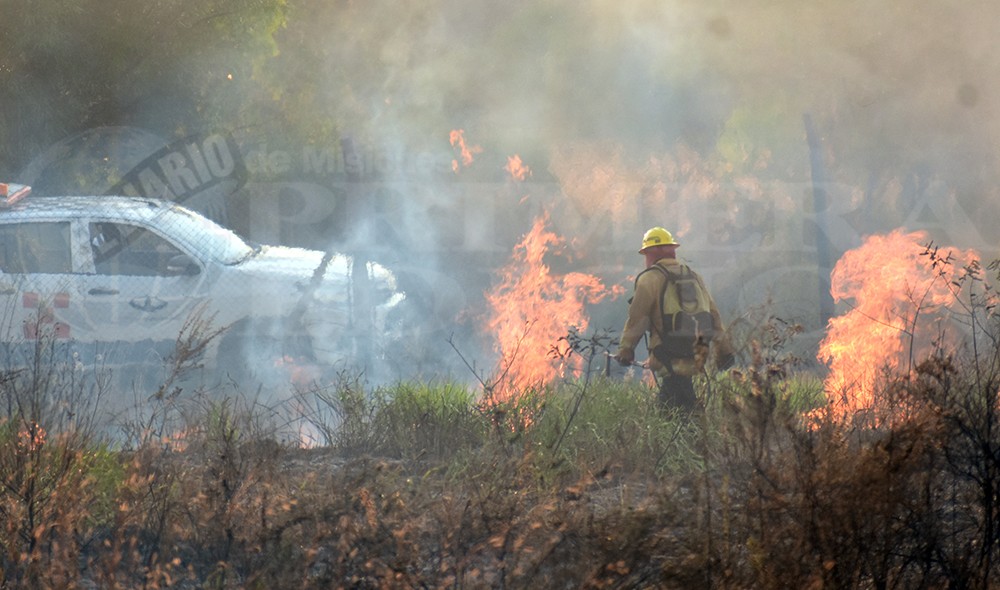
0,0,288,176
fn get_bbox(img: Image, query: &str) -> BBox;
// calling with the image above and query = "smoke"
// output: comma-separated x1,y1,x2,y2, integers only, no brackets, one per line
8,0,999,398
225,0,1000,382
326,1,995,183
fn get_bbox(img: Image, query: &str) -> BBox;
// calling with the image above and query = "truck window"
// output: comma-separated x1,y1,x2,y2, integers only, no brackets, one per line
0,222,72,274
90,222,186,276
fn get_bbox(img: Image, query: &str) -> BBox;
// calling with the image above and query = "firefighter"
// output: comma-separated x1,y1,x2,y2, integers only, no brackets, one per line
614,227,733,411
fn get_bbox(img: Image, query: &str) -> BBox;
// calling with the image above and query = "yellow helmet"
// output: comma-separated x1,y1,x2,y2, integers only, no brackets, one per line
639,227,679,253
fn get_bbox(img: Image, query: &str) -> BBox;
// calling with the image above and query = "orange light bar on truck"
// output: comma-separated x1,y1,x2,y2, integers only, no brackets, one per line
0,183,31,206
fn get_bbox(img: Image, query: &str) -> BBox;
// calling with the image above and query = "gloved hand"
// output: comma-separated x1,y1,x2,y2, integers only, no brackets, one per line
615,348,634,366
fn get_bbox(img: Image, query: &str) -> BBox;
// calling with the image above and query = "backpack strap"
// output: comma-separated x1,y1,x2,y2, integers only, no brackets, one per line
644,262,691,286
650,262,691,280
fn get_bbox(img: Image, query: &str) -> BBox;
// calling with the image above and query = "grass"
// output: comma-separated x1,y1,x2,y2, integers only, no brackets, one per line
4,282,1000,587
1,354,998,588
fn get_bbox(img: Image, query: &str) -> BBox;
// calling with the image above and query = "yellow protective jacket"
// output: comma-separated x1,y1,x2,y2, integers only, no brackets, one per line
619,257,728,376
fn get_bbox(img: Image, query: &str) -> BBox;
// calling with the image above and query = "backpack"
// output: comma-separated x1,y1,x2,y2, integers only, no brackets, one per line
648,263,715,362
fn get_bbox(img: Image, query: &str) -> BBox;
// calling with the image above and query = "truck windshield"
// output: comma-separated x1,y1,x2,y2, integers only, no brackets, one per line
159,204,256,265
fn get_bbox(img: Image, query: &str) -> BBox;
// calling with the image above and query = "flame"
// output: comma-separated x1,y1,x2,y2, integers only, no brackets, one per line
449,129,482,173
17,422,46,452
817,229,982,418
274,355,322,389
161,428,189,452
484,212,623,401
505,154,531,181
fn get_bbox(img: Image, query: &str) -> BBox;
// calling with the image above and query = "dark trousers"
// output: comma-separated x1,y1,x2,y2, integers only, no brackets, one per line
658,373,697,411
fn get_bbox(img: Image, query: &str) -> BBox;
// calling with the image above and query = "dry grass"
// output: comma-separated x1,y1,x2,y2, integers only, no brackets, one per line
3,264,1000,587
2,347,997,589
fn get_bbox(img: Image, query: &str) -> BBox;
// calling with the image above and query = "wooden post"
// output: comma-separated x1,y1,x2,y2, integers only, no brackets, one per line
803,113,836,327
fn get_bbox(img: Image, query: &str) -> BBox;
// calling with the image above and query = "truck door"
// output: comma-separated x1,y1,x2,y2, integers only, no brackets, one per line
75,220,210,369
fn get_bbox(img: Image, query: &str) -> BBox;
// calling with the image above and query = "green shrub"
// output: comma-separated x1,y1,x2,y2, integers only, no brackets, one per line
373,381,484,460
526,377,702,477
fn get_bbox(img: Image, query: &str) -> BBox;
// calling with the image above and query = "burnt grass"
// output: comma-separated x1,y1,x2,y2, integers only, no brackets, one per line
4,349,1000,589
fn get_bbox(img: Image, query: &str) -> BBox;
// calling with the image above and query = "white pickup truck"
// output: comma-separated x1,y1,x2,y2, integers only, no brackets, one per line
0,184,408,391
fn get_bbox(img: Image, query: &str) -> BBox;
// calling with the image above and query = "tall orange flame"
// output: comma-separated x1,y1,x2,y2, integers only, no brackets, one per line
505,154,531,181
449,129,482,173
485,212,622,401
818,229,981,418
